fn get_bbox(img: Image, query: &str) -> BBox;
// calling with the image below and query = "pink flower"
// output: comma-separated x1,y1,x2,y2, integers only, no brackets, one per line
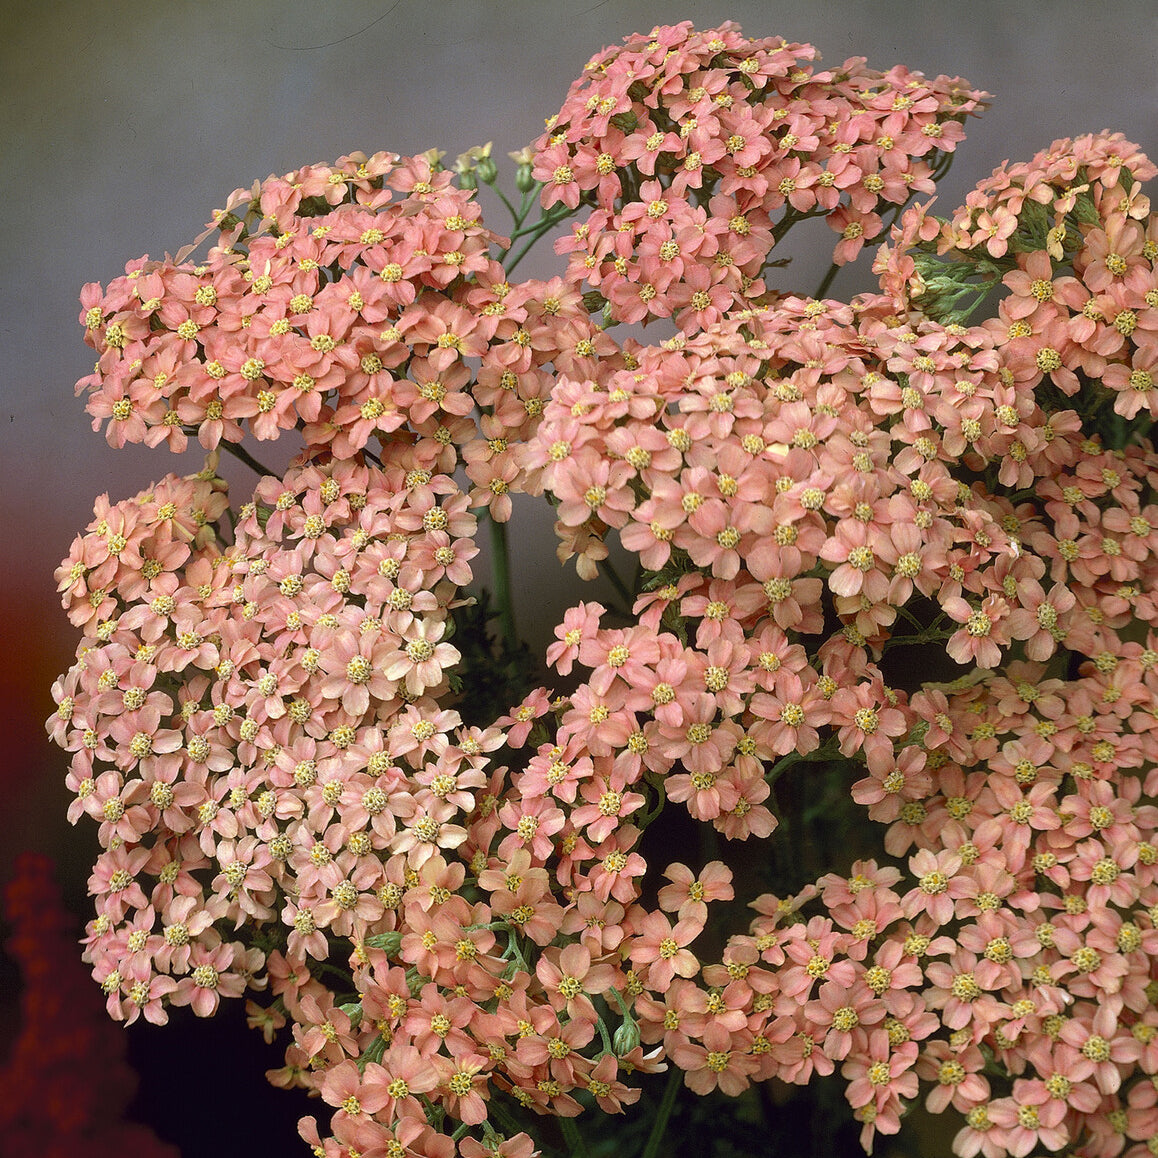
942,593,1011,669
901,849,978,925
988,1081,1070,1156
749,671,832,757
382,616,460,696
670,1022,759,1096
546,601,605,676
535,943,619,1022
841,1028,919,1110
627,909,703,991
657,861,734,922
1102,345,1158,419
171,939,244,1018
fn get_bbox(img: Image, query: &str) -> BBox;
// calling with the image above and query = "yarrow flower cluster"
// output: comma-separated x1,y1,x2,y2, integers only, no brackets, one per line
0,853,179,1158
536,20,986,332
75,148,629,523
878,131,1158,424
47,19,1158,1158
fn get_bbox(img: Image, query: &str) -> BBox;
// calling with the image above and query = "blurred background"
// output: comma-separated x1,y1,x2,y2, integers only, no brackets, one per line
2,0,1156,1152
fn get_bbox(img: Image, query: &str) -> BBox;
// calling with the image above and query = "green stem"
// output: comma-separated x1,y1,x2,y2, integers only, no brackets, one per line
512,185,538,227
770,204,827,246
489,514,518,653
894,603,927,632
489,183,523,224
813,261,840,300
502,927,530,974
487,1099,526,1139
932,148,956,184
506,204,575,242
503,233,545,276
221,502,239,543
1108,411,1128,451
595,1014,614,1054
766,749,808,786
599,555,634,609
559,1116,591,1158
766,737,842,786
770,205,805,244
640,1066,682,1158
217,438,276,479
609,988,635,1020
503,205,579,274
637,774,667,827
311,959,356,990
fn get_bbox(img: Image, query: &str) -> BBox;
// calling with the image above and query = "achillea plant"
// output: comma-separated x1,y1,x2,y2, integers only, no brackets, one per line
48,19,1158,1158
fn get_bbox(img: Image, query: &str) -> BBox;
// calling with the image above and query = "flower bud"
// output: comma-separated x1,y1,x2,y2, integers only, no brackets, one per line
476,154,498,185
509,146,537,193
365,930,403,956
613,1019,640,1056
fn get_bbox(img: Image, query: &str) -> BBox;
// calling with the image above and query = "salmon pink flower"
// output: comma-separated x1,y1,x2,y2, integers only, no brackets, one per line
988,1080,1070,1155
657,861,734,923
670,1022,759,1096
536,943,619,1022
627,909,704,991
545,601,605,676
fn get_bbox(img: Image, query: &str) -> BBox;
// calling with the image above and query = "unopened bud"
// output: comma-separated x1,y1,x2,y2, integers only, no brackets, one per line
509,146,537,193
476,154,498,184
613,1020,640,1056
365,930,403,956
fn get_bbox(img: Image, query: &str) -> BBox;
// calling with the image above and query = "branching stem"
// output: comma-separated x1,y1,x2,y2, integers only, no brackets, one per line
639,1066,682,1158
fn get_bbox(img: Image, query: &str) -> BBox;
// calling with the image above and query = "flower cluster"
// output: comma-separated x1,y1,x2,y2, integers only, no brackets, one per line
76,150,627,521
0,852,179,1158
47,19,1158,1158
514,124,1158,1151
535,19,987,331
878,132,1158,421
